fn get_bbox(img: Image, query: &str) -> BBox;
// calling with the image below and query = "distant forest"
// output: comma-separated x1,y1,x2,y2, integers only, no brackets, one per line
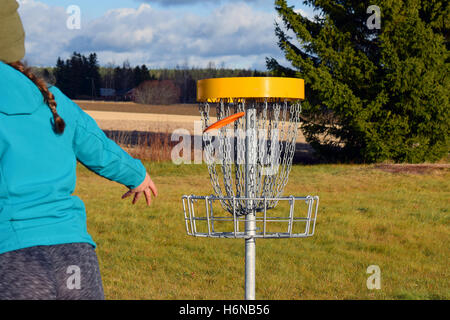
32,52,269,104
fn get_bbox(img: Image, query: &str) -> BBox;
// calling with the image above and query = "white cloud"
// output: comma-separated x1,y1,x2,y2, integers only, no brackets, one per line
294,8,315,21
18,0,284,70
18,0,74,65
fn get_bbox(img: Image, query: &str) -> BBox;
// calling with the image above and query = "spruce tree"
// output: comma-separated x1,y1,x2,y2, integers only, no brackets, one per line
268,0,449,163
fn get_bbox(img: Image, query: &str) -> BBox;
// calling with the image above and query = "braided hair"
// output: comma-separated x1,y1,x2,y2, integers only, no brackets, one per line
8,61,66,134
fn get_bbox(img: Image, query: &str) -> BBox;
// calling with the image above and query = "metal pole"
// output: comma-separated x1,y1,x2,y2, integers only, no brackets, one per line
245,104,257,300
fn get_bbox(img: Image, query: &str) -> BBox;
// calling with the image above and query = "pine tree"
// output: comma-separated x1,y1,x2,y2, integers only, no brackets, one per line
133,64,154,88
87,53,101,98
268,0,449,163
54,57,71,96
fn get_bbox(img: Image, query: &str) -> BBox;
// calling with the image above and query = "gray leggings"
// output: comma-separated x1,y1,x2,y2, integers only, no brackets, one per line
0,243,105,300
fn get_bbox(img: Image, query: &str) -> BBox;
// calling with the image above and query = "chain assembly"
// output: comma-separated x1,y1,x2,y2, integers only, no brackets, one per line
198,99,302,216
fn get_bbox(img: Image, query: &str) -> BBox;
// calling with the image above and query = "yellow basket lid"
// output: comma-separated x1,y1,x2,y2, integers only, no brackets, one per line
197,77,304,102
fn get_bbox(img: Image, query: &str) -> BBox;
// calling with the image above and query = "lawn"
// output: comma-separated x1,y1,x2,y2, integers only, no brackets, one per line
74,161,449,300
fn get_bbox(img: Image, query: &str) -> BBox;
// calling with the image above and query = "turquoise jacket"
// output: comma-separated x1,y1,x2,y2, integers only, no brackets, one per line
0,61,146,255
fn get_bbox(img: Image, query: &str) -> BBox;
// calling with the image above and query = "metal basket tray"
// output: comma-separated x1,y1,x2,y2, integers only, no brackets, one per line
182,195,319,239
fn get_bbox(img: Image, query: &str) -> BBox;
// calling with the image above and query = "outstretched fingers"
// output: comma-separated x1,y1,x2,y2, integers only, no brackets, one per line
148,179,158,198
121,172,158,206
144,188,152,206
132,191,143,204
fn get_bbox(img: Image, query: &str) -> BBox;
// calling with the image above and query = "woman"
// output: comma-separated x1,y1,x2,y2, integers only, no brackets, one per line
0,0,158,299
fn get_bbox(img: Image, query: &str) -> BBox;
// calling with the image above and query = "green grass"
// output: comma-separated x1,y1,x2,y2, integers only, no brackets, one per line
74,162,450,300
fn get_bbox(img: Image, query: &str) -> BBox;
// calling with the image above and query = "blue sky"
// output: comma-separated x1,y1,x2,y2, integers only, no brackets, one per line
18,0,314,70
38,0,278,18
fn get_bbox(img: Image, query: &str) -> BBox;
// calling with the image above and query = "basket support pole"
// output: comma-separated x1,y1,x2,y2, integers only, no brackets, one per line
245,105,257,300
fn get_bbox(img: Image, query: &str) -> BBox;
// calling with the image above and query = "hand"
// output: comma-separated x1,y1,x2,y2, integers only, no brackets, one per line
121,172,158,206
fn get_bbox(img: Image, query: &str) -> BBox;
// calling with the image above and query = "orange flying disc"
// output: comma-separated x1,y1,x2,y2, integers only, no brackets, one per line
203,112,245,133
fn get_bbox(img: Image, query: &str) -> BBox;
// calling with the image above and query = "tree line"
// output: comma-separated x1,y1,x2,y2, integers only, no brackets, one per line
34,52,267,103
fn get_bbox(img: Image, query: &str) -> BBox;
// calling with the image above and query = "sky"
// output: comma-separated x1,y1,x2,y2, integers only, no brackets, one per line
17,0,314,70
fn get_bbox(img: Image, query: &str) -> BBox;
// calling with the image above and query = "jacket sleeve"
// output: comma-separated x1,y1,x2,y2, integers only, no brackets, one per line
52,87,147,190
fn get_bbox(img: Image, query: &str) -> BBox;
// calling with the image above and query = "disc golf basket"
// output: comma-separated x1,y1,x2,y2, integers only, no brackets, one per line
182,77,319,300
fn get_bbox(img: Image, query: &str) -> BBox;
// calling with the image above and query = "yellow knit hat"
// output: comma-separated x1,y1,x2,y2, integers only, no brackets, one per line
0,0,25,63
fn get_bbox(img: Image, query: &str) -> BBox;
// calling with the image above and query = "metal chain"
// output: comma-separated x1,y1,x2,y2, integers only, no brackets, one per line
221,99,235,202
200,100,301,216
200,102,232,213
